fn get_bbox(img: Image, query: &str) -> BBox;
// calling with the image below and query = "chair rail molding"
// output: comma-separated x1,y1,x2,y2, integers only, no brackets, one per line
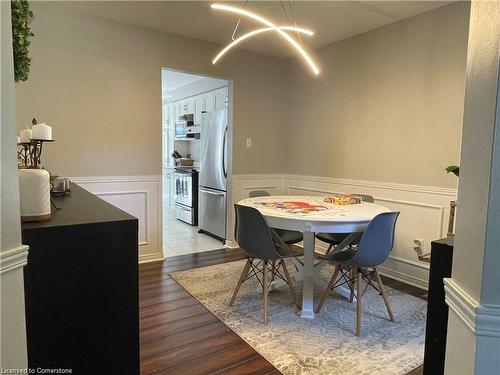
0,245,29,274
232,173,458,289
444,278,500,339
69,175,164,263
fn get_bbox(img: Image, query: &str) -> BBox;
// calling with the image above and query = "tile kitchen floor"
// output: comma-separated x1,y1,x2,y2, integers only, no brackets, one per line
163,207,225,256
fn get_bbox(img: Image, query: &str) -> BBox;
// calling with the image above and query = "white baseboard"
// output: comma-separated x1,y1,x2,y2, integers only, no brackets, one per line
224,240,239,249
379,255,430,289
231,173,457,289
138,253,165,264
70,175,163,263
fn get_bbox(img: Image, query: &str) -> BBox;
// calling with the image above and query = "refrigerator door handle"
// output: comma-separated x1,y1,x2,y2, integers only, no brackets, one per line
222,125,228,178
200,188,225,196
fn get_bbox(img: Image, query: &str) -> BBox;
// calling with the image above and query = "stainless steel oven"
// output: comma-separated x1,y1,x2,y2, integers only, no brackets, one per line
174,168,198,225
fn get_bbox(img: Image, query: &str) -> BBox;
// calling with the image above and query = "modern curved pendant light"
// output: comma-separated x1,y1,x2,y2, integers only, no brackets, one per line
211,3,320,75
212,26,313,64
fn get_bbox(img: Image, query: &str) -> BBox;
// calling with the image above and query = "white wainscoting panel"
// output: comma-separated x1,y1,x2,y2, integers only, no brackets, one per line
70,175,163,263
232,174,458,289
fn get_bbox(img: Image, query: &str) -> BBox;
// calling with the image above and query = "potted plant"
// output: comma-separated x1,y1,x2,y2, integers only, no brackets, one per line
445,165,459,236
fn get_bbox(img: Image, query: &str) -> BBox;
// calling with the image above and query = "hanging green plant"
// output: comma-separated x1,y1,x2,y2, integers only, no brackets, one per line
11,0,34,82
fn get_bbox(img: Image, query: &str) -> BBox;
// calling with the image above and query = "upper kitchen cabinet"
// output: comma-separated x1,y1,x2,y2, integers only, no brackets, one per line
194,95,204,125
204,92,216,113
171,86,228,125
174,101,183,119
214,87,228,111
184,97,195,115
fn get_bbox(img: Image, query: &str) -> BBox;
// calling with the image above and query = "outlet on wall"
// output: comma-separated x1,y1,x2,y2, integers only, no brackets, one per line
246,138,252,148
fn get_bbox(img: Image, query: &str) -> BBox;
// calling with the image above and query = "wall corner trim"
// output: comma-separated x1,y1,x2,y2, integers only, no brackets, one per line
444,278,500,338
476,304,500,338
0,245,29,274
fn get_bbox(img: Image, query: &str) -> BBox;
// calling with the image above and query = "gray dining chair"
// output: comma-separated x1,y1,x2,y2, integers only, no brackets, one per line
315,211,400,336
248,190,303,245
230,204,303,323
315,194,375,255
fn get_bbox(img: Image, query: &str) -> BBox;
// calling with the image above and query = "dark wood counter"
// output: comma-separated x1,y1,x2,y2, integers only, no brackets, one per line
22,184,139,374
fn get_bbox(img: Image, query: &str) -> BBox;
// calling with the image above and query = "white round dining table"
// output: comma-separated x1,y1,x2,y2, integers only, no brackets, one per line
237,195,391,319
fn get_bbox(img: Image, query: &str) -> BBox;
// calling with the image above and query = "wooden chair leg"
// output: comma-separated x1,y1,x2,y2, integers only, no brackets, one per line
349,267,355,303
263,260,269,324
229,258,252,306
280,259,299,311
355,268,362,336
324,243,334,255
315,265,340,313
271,260,276,282
373,268,395,322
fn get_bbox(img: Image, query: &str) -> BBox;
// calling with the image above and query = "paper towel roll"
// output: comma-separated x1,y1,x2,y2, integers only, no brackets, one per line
19,169,51,222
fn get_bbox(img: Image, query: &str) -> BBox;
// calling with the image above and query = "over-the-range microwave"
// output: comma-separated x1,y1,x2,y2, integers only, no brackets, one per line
175,113,200,139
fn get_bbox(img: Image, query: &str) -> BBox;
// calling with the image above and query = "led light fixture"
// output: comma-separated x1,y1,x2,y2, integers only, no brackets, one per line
211,3,320,75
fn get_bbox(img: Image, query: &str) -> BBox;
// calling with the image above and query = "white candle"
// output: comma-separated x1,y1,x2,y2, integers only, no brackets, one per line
20,129,32,143
32,123,52,140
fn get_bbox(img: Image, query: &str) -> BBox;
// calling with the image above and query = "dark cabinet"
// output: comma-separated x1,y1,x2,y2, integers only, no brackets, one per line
22,184,139,374
423,237,454,375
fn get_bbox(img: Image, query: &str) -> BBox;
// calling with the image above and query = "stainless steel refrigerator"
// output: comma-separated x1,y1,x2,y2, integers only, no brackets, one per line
199,109,228,241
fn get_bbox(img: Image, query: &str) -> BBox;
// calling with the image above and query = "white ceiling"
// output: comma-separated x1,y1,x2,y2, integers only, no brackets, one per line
62,1,455,58
162,69,204,92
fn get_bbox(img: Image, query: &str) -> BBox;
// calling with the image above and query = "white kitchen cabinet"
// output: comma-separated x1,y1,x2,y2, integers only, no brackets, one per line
214,87,228,110
194,95,204,125
169,103,175,127
169,169,175,207
184,97,195,114
162,104,168,129
165,103,175,128
163,168,176,208
162,123,175,208
204,92,215,113
162,127,175,167
174,101,183,120
171,86,227,127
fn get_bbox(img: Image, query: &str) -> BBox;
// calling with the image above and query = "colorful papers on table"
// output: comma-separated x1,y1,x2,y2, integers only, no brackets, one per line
323,194,362,205
254,201,329,214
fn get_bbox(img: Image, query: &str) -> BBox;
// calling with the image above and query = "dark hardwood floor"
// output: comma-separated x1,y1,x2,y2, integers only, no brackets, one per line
139,248,426,375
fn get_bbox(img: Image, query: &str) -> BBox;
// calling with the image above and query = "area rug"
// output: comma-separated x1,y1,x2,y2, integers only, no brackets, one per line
170,260,426,375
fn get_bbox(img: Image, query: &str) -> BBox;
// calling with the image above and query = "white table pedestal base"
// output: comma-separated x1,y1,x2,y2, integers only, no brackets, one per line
268,235,358,319
300,232,316,318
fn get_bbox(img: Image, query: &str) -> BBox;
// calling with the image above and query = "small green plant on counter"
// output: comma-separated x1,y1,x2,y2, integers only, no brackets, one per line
445,165,460,177
11,0,34,82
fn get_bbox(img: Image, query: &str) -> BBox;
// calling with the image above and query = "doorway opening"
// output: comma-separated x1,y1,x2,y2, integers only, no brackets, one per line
162,68,231,257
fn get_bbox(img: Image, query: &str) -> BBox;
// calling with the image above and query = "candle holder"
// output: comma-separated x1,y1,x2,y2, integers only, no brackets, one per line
17,141,32,168
17,138,55,169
